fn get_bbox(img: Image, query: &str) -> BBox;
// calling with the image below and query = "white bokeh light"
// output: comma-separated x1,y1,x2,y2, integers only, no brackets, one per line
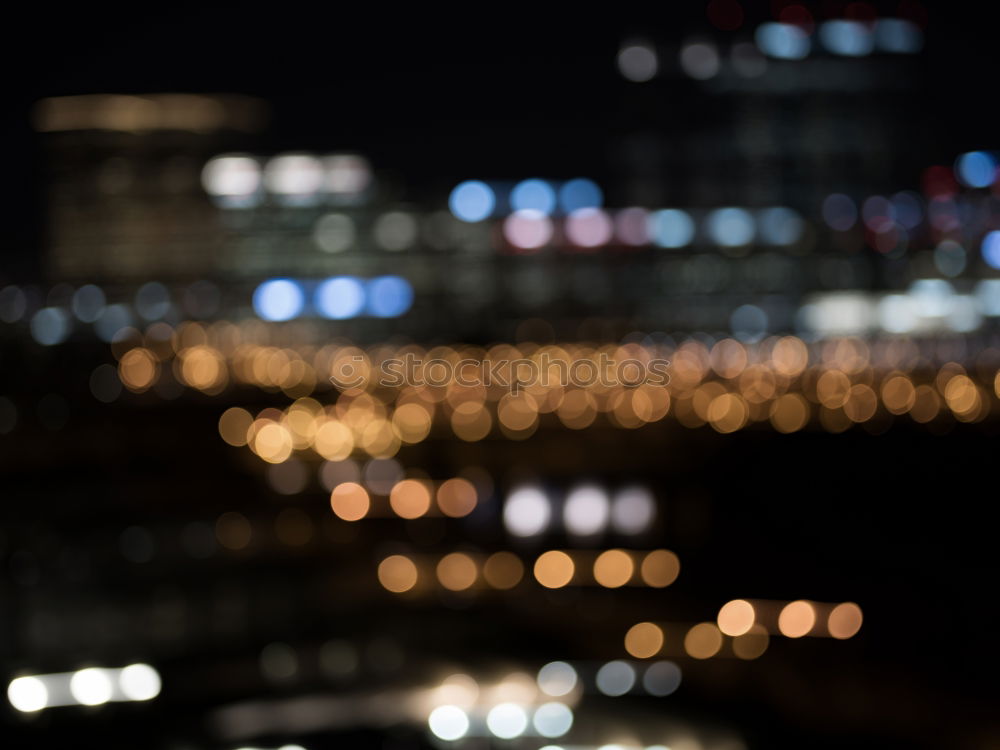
504,485,552,537
563,483,610,536
119,663,161,701
486,702,529,739
428,704,470,741
7,676,48,713
70,668,113,706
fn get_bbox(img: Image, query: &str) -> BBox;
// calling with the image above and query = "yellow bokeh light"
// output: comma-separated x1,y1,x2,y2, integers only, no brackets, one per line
437,478,478,518
437,552,478,591
881,375,916,415
640,549,680,588
593,549,634,588
330,482,370,521
556,389,597,430
177,345,227,392
769,393,809,433
624,621,664,659
534,550,575,589
119,347,159,391
717,599,755,636
843,384,877,423
778,600,816,638
253,422,293,464
314,419,354,461
482,551,524,590
828,602,863,639
218,407,252,447
732,624,769,659
816,369,851,409
378,554,418,593
684,622,723,659
450,401,493,442
389,479,432,519
391,402,433,444
707,392,749,433
909,385,941,423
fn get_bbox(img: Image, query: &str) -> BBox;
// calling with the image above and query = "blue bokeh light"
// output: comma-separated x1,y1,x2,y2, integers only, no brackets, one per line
366,276,414,318
558,179,603,213
315,276,366,320
755,22,810,60
511,179,557,216
874,18,923,54
449,181,496,222
982,231,1000,270
819,20,874,57
253,278,305,321
707,207,756,247
648,209,695,248
955,152,997,189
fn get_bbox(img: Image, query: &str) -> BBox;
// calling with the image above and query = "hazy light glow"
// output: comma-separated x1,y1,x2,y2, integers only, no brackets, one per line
975,279,1000,316
30,307,71,346
874,18,923,53
72,284,106,322
615,208,651,245
264,154,324,201
610,486,655,535
680,41,720,79
449,180,495,222
373,211,418,251
642,660,682,697
253,279,305,322
822,193,857,231
504,209,553,250
323,154,372,195
732,41,768,77
731,304,768,341
314,213,356,253
878,294,919,334
617,43,658,82
758,207,803,245
201,155,261,206
595,660,636,696
566,208,613,248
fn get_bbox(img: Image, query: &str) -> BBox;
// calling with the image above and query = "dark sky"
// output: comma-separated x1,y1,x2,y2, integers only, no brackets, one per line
2,3,997,275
